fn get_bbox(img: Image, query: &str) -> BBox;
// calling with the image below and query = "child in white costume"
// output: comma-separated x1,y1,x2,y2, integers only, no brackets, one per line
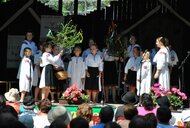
136,51,152,96
67,46,85,89
39,42,63,100
19,47,33,102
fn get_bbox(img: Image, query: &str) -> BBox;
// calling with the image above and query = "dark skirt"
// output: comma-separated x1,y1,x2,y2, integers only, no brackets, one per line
45,64,54,87
104,61,117,85
85,67,99,90
126,69,136,85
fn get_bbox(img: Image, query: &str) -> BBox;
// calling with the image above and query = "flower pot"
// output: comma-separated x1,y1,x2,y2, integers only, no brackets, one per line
67,98,85,105
58,99,68,104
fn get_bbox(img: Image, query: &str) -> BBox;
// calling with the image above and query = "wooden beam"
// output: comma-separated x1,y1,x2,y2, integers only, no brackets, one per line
159,0,190,27
0,0,34,32
28,8,41,25
120,5,161,37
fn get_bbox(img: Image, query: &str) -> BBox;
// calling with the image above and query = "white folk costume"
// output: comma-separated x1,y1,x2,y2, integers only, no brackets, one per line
169,49,179,67
136,59,152,96
127,44,141,57
39,52,61,88
124,56,141,85
82,48,102,60
85,53,103,91
67,56,85,89
19,56,33,92
17,40,37,79
102,48,117,85
153,47,170,89
33,50,42,86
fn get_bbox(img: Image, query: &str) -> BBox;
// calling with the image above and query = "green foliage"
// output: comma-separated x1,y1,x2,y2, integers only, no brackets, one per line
47,20,83,49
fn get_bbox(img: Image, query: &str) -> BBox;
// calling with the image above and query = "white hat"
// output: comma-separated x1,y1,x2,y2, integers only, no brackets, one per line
4,88,20,102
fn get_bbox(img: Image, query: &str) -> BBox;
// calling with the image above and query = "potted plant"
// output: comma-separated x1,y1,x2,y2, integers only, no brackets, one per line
60,84,89,105
150,83,187,110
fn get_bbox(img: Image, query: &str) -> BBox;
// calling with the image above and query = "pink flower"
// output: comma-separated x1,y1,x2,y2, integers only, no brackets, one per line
167,91,172,95
73,97,78,101
171,88,178,93
154,83,161,87
182,96,187,100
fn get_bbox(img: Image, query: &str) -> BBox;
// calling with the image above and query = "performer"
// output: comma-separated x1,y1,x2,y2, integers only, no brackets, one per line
124,47,141,94
82,38,102,60
85,44,103,103
39,42,64,100
153,37,170,89
136,51,152,96
50,45,65,103
33,41,44,102
102,43,119,103
19,47,33,102
67,46,86,89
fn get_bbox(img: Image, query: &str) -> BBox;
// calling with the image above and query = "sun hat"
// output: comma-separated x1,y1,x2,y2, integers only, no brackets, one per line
4,88,20,102
121,92,139,104
48,105,72,124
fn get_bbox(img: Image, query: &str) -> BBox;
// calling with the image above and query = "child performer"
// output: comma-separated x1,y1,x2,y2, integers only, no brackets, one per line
85,44,103,103
67,46,85,89
50,45,65,103
33,41,44,102
19,47,33,102
136,51,152,96
124,47,141,94
39,42,64,100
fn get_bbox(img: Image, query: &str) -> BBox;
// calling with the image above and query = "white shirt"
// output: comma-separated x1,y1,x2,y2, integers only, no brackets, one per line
102,48,115,61
127,44,141,57
85,53,103,71
20,40,37,58
40,52,60,67
82,48,102,60
124,56,141,74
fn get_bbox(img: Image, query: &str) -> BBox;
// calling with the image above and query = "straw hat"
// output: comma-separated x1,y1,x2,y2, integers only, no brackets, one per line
4,88,20,102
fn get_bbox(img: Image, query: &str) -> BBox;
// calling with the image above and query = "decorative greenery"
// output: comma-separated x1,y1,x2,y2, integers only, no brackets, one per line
150,83,187,109
61,84,88,104
47,20,83,49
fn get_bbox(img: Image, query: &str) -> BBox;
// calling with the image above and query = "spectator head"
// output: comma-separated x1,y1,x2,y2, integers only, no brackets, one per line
0,105,18,119
129,115,147,128
144,113,157,128
99,105,114,123
38,99,52,114
156,96,170,108
121,92,139,105
157,107,172,124
49,117,67,128
105,122,121,128
48,105,72,124
140,93,154,111
123,104,138,120
23,96,35,110
0,95,6,108
70,117,89,128
77,103,93,122
4,88,20,102
0,112,26,128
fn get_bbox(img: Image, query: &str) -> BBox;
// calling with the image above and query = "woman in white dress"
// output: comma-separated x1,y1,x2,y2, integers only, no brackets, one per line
136,51,152,96
67,46,85,89
153,37,170,89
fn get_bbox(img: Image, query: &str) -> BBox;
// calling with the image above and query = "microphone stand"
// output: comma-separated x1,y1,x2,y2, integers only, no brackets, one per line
178,52,190,92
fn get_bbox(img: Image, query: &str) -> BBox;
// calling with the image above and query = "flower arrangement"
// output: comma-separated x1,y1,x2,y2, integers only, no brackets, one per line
46,20,83,49
150,83,187,109
61,84,88,104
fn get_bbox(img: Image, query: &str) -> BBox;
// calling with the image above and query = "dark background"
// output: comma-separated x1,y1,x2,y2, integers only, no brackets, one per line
0,0,190,101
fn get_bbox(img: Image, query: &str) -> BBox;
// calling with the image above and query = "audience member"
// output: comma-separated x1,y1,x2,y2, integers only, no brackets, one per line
106,122,121,128
4,88,20,114
117,104,138,128
129,115,147,128
49,116,68,128
0,94,6,109
156,107,175,128
115,92,138,121
33,99,52,128
0,105,18,119
70,117,89,128
48,105,72,125
144,113,157,128
137,93,157,116
19,96,36,128
156,96,170,108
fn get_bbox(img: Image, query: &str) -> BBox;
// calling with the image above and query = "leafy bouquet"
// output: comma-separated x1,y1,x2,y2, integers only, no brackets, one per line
47,20,83,49
61,84,88,104
150,83,187,109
